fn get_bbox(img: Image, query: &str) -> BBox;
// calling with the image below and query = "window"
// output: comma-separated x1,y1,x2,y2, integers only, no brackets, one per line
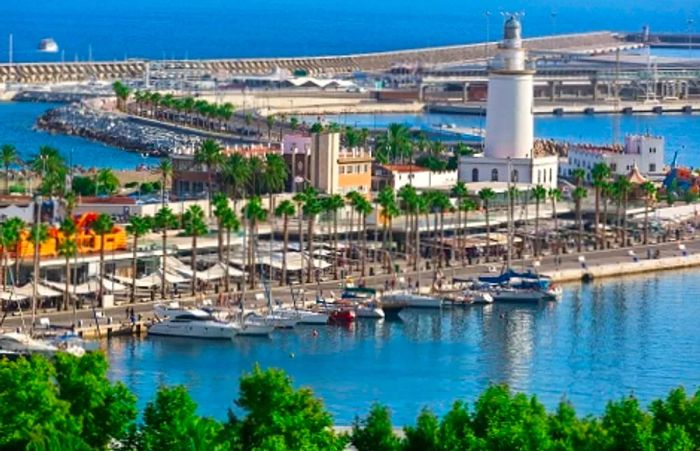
364,164,369,173
511,169,519,183
472,168,479,182
356,164,361,173
346,165,353,174
491,168,498,182
339,166,345,174
549,168,553,182
610,163,617,172
537,170,541,184
649,163,656,172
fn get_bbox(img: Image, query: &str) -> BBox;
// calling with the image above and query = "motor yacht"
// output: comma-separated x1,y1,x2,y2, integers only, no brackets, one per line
0,332,59,355
382,290,443,308
149,304,238,339
271,307,329,325
355,302,385,319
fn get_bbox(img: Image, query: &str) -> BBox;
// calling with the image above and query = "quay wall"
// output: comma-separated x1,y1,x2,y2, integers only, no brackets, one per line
546,253,700,283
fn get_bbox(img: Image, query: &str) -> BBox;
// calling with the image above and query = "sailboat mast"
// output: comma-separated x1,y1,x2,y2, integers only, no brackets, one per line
506,157,513,269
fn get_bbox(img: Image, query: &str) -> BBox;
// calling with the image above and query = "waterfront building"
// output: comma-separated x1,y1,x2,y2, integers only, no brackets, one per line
561,134,665,181
309,133,373,195
372,164,458,192
282,134,312,192
458,16,559,190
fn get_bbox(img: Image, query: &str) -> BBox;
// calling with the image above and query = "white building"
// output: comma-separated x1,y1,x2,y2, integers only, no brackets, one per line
373,164,458,191
562,134,665,181
458,16,559,189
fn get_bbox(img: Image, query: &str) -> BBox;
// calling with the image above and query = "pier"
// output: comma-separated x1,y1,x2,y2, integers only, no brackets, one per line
0,32,629,84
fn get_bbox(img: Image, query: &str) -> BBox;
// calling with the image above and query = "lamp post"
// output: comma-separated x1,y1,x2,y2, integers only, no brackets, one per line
484,11,492,60
31,155,47,331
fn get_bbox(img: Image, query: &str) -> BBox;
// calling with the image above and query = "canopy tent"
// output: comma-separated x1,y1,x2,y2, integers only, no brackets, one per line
0,283,62,300
110,271,189,288
164,257,244,281
43,278,128,295
258,252,331,271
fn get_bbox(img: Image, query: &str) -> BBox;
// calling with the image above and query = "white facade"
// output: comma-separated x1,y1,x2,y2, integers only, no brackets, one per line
378,165,458,191
282,134,312,156
562,134,665,181
458,155,559,189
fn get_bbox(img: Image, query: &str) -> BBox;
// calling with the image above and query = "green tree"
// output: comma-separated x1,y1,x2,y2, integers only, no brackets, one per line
375,123,411,164
266,114,275,141
451,182,468,263
126,215,152,304
223,153,251,207
1,144,19,194
96,168,120,195
399,185,420,271
531,184,547,257
274,200,296,286
600,396,654,451
351,404,401,451
194,139,224,216
376,187,398,274
53,352,138,449
182,205,208,295
157,158,173,204
154,206,179,299
478,188,495,262
431,191,452,269
28,222,49,321
140,385,223,451
31,146,68,196
0,356,84,450
212,192,229,263
91,214,114,307
289,116,299,131
225,365,345,450
354,197,374,277
591,162,611,249
301,188,323,282
459,198,477,266
403,408,441,451
614,176,633,246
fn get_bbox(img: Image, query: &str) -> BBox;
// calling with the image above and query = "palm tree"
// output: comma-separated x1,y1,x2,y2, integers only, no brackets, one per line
641,181,657,245
247,156,265,196
600,181,612,249
222,153,251,208
112,81,131,111
261,153,288,212
549,188,562,256
375,187,395,267
614,177,633,246
459,198,477,265
573,186,588,252
375,123,411,164
156,159,173,205
91,214,114,307
266,115,275,142
399,185,419,270
531,185,547,257
244,113,254,136
243,196,267,289
212,192,229,262
289,117,300,131
182,205,208,295
322,194,345,279
301,188,323,283
451,182,468,262
572,168,586,187
57,218,77,312
274,200,296,286
345,190,363,270
219,207,240,293
4,217,24,287
126,216,152,304
96,168,120,195
154,206,179,299
430,192,452,268
1,144,18,194
354,198,374,277
591,162,611,248
194,139,223,216
478,188,495,261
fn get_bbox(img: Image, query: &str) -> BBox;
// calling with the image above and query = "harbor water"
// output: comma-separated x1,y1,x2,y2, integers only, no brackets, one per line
108,268,700,425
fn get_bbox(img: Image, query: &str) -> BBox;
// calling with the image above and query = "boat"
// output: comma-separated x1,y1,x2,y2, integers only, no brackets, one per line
328,308,356,324
382,290,443,308
38,38,59,53
236,316,275,337
355,302,385,319
271,307,329,325
149,304,238,339
339,287,385,319
0,332,59,355
245,312,298,329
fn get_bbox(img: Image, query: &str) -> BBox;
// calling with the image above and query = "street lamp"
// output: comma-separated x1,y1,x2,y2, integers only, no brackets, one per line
484,11,492,60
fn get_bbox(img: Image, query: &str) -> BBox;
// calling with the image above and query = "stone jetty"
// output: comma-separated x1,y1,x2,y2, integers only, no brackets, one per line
36,102,203,156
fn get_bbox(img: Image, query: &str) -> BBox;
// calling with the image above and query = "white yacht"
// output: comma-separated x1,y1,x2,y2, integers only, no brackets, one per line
0,332,59,355
382,290,443,308
355,303,385,319
236,316,276,337
245,312,298,329
38,38,59,53
149,304,238,339
272,307,329,325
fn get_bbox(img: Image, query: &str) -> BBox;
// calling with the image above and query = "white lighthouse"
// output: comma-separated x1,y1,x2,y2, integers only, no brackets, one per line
458,16,558,189
484,16,534,159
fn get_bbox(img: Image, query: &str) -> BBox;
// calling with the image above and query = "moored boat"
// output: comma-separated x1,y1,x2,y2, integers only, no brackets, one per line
149,304,238,339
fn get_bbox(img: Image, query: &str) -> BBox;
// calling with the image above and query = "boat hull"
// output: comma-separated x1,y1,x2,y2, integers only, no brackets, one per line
148,322,238,339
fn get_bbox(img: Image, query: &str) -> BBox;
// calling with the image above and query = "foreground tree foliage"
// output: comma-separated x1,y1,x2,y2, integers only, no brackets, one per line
4,354,700,450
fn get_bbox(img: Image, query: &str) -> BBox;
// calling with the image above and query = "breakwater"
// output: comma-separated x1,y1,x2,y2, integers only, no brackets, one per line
35,102,202,156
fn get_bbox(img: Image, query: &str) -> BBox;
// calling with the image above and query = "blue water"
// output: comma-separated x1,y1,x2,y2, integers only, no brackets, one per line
0,0,695,63
0,102,155,169
107,269,700,425
317,112,700,168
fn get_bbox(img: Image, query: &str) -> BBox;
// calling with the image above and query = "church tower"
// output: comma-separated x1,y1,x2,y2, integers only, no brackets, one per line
484,16,535,160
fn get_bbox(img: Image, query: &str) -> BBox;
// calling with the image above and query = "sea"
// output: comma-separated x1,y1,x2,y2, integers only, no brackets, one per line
107,268,700,425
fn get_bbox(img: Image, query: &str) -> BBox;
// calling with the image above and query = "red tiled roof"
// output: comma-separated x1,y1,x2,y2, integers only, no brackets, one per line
381,164,427,173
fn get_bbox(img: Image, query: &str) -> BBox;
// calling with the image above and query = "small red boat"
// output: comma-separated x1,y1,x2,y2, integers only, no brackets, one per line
328,309,356,324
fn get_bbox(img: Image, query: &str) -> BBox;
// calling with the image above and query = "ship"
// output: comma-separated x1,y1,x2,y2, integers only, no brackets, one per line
38,38,59,53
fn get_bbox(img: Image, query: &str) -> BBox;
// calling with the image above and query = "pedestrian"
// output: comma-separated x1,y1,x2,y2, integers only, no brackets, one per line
125,307,129,320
